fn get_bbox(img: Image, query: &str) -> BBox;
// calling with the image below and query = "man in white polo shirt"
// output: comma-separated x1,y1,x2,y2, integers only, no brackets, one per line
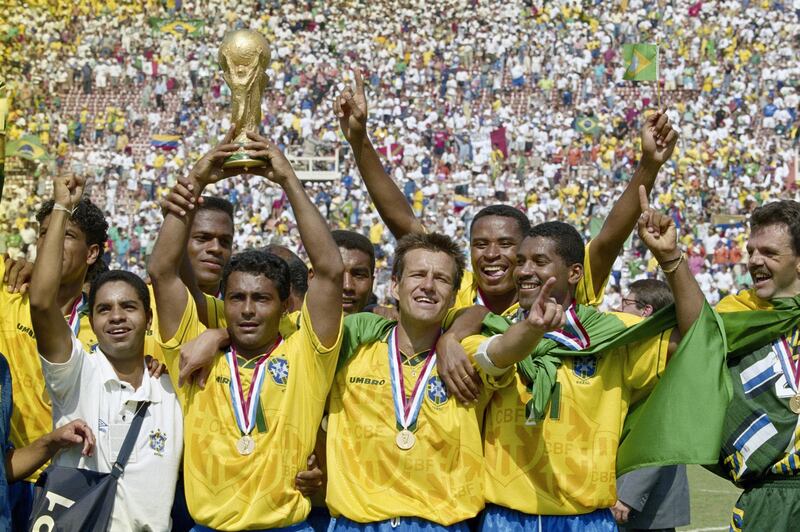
28,174,183,531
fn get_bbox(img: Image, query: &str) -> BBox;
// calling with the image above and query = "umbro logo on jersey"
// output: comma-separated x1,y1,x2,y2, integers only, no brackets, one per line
216,376,231,385
348,376,386,386
16,323,34,339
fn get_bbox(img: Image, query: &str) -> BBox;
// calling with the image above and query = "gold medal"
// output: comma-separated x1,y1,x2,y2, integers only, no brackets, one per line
790,395,800,415
321,414,329,433
395,429,416,450
236,435,255,455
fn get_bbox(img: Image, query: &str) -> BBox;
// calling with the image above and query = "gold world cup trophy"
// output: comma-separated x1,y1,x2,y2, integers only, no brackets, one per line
218,29,271,169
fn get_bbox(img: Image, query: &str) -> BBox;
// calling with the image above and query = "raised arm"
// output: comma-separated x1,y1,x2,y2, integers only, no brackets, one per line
636,186,703,338
160,177,222,328
588,111,678,296
334,70,424,238
245,132,344,347
148,133,239,341
485,278,565,368
29,175,87,363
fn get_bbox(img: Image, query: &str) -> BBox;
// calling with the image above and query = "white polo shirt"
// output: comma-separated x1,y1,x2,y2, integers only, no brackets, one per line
41,335,183,532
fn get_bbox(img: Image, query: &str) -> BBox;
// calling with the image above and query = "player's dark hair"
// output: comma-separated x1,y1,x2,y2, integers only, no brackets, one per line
37,197,109,251
198,196,234,223
262,245,308,296
750,200,800,255
469,204,531,238
332,230,375,275
221,249,290,301
88,270,150,317
527,221,585,267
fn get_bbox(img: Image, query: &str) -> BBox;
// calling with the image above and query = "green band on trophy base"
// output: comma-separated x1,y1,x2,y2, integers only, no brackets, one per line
223,148,267,169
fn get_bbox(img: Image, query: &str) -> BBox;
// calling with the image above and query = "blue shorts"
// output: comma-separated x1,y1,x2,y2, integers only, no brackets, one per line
479,505,616,532
171,470,194,532
328,515,471,531
9,480,34,532
191,521,312,532
308,506,331,532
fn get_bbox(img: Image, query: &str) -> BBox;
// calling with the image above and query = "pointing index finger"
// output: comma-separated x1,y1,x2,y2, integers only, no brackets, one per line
638,185,650,213
353,69,364,95
537,277,557,305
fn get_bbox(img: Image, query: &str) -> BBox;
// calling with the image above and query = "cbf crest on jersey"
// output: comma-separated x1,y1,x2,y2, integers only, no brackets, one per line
426,376,449,406
267,357,289,385
573,356,597,380
149,429,167,456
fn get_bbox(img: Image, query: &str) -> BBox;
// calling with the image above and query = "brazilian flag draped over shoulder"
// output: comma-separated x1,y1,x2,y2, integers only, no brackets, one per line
148,17,205,38
482,292,800,476
5,135,51,162
622,43,658,81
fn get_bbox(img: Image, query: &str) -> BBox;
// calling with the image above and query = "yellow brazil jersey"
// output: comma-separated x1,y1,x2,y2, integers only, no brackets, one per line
157,290,342,530
450,242,606,321
0,261,97,481
326,313,513,525
483,313,672,515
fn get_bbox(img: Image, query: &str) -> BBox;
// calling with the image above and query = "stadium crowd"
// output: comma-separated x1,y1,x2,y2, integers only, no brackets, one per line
2,0,799,307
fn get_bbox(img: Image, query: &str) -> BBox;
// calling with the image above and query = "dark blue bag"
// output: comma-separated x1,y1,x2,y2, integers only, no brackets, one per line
28,402,150,532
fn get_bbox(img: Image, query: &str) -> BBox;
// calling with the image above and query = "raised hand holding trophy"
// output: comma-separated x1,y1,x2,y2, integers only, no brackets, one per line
218,29,270,169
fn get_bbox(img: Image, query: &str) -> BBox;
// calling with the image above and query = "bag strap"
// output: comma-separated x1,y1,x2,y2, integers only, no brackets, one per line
110,401,150,479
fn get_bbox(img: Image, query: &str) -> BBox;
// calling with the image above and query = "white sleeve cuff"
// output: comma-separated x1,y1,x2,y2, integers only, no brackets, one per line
40,334,85,407
474,335,509,377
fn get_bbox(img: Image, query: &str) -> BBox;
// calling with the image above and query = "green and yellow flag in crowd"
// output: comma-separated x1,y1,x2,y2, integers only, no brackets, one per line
575,115,600,135
5,135,51,163
148,17,205,37
622,43,658,81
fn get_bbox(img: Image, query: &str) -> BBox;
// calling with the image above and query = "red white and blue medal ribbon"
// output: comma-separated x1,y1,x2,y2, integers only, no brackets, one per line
775,330,800,396
542,301,590,351
67,294,87,338
225,337,283,438
388,327,437,439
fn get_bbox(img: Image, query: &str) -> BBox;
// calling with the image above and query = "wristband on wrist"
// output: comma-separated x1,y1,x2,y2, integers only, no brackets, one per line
660,252,685,274
52,203,77,217
475,335,509,377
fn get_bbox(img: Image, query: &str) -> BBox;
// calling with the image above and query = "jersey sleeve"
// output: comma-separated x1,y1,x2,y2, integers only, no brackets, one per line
203,293,227,329
575,240,608,307
289,297,344,404
624,328,673,405
39,334,86,412
338,312,394,370
279,310,301,338
156,287,207,385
